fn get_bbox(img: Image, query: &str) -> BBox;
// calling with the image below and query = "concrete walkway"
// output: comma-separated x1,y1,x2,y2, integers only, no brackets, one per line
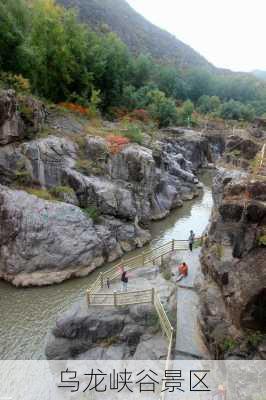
175,247,210,359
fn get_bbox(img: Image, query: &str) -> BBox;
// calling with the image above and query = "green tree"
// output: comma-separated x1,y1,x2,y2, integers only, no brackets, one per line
0,0,30,72
148,90,178,127
156,66,187,100
129,54,154,89
198,95,221,114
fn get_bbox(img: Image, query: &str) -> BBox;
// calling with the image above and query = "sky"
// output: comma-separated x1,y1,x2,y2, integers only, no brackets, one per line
127,0,265,72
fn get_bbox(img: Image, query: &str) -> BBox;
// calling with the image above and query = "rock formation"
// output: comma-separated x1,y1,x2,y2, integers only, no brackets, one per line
199,168,266,359
0,89,224,286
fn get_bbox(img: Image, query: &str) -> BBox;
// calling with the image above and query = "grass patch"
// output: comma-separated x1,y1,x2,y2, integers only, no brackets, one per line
100,336,120,348
247,331,265,348
122,124,144,145
221,337,238,352
230,149,241,158
258,234,266,246
162,270,172,281
76,159,105,176
215,244,224,259
49,185,75,199
15,170,32,186
26,188,54,201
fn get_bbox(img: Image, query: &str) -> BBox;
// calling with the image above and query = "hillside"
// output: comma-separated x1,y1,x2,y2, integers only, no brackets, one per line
57,0,214,70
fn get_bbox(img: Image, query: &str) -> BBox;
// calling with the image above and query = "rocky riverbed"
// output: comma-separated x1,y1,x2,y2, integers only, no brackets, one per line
0,89,225,286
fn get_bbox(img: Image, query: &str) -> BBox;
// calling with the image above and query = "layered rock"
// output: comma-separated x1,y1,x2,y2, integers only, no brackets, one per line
0,185,150,286
199,168,266,359
0,90,46,145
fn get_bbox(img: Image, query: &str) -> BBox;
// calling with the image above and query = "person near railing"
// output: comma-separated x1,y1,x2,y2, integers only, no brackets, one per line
121,268,128,291
188,230,195,251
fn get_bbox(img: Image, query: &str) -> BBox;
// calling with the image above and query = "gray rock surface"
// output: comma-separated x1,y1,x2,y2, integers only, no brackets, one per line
0,90,46,145
0,185,150,286
0,90,24,145
199,168,266,359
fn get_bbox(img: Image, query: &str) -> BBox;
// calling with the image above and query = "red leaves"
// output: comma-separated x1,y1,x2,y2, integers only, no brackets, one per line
106,135,130,154
58,102,89,115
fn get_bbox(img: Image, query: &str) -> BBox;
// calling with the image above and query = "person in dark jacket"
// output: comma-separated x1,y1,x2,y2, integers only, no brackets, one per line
121,270,128,291
188,230,195,252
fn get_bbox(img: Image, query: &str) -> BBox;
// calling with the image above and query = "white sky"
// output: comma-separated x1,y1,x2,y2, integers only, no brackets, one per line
127,0,265,72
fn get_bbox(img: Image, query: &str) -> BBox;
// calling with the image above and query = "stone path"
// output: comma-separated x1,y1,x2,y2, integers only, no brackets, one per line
175,247,210,359
89,245,210,360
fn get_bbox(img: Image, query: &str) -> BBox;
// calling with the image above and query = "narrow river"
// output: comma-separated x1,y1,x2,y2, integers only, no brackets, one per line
0,170,214,360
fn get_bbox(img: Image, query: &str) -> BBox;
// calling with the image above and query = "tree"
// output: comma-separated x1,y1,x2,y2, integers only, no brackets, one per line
0,0,30,72
198,95,221,114
156,66,187,100
148,90,178,127
129,54,154,89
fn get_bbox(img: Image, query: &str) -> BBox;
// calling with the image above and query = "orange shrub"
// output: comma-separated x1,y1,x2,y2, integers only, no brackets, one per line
129,109,151,123
58,102,90,116
106,135,130,155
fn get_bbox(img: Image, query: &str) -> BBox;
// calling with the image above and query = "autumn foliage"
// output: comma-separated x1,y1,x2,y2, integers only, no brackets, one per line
106,135,130,154
58,102,90,116
128,109,151,123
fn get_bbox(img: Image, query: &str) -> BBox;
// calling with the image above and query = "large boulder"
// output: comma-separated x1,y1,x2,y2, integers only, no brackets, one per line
0,185,150,286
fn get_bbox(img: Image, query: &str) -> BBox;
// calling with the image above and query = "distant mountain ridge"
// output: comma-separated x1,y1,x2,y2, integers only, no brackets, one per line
57,0,215,71
252,70,266,81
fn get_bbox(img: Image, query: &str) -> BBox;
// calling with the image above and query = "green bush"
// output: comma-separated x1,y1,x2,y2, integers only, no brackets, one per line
222,337,237,352
15,170,32,186
176,100,195,126
123,124,144,145
82,206,100,222
148,90,178,127
247,332,265,347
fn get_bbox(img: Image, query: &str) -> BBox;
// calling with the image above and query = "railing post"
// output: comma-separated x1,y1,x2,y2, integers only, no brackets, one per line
142,253,145,266
151,288,155,305
87,290,90,305
114,291,117,307
100,272,103,289
172,239,175,251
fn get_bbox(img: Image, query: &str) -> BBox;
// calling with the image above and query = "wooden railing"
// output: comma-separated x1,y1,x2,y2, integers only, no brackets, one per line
87,238,203,302
252,143,266,179
86,236,203,398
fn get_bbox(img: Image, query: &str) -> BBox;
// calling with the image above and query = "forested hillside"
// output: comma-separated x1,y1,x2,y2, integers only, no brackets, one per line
1,0,266,125
57,0,214,70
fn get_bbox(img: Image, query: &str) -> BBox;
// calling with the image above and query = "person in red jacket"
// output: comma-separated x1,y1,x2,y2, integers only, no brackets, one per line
176,262,188,282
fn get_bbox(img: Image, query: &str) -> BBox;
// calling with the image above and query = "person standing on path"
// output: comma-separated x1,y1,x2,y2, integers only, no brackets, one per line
121,270,128,291
188,230,195,252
